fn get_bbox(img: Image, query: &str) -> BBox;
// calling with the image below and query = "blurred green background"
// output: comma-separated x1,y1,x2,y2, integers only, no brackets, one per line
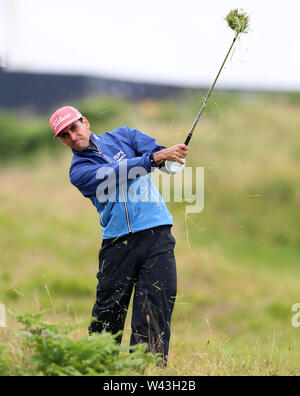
0,91,300,375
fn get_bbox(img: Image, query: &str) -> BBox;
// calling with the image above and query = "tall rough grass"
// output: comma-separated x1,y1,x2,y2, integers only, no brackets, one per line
0,91,300,375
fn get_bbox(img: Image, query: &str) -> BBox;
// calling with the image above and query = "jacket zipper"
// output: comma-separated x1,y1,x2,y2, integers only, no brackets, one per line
99,210,106,227
120,184,132,233
91,142,132,233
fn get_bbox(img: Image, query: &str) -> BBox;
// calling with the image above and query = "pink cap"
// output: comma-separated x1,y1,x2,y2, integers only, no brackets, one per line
50,106,83,138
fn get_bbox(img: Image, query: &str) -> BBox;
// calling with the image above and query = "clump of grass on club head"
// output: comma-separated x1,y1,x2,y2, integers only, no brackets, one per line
226,9,249,34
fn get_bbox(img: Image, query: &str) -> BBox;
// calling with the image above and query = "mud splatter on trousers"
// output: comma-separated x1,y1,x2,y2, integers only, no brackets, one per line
89,225,177,366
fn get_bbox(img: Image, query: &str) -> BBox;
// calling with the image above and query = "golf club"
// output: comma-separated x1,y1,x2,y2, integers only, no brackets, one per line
165,9,249,174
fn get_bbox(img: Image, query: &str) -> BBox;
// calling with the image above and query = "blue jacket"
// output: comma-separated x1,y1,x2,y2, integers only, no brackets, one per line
69,126,173,239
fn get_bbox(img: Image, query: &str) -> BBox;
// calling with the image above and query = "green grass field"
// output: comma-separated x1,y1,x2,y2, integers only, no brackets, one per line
0,92,300,375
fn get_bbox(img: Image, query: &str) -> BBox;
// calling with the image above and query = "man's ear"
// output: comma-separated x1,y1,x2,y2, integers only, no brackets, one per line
82,117,90,129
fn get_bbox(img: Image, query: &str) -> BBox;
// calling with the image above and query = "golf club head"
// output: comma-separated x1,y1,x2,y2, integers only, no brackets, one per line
164,159,186,175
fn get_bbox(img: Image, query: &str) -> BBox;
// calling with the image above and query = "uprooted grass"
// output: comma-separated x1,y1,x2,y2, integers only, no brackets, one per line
226,8,249,34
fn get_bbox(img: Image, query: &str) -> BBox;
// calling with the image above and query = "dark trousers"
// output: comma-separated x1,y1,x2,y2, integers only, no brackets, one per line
89,225,177,365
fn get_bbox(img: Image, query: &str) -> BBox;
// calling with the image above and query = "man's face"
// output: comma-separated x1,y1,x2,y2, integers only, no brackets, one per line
58,117,91,151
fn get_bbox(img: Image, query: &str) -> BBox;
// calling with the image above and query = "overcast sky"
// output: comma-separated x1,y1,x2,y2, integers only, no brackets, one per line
2,0,300,90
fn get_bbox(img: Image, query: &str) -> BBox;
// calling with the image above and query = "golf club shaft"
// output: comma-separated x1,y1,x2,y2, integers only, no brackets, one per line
184,32,239,146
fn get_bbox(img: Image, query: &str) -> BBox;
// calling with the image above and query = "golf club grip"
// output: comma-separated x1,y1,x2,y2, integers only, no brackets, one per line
184,134,192,146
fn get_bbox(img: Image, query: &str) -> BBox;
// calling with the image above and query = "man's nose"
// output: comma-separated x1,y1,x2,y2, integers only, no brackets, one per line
69,131,77,142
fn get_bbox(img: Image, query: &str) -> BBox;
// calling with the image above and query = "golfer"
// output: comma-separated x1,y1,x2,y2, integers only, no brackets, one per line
50,106,188,366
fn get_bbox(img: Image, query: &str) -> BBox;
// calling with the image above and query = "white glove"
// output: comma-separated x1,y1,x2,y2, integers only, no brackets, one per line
161,159,186,175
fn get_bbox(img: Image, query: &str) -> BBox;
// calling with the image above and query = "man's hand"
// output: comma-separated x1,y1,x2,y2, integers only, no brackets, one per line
153,144,189,165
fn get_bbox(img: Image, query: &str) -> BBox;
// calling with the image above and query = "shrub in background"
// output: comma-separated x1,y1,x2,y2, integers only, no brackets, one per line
0,311,156,376
0,96,128,164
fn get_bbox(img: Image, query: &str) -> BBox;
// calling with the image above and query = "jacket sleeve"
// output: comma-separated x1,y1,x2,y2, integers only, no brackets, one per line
127,127,173,173
70,153,157,198
127,127,167,155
